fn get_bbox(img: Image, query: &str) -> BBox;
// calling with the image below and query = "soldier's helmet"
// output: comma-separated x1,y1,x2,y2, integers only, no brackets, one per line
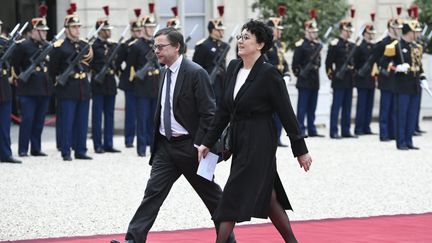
363,12,376,35
32,4,49,31
142,3,157,27
96,6,114,30
208,5,226,32
403,19,422,34
339,7,355,32
388,6,403,29
406,5,422,33
166,6,180,29
130,9,144,31
266,4,286,30
64,3,81,27
304,9,319,32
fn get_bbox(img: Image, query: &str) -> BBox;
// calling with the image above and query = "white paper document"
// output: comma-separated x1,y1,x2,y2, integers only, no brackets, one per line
197,152,219,181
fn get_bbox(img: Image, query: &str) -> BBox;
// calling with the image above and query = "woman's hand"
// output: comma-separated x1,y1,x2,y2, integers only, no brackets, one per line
297,153,312,172
197,145,210,163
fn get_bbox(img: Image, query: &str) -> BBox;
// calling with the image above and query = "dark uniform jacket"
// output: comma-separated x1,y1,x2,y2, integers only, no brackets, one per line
265,40,289,77
353,39,376,89
292,38,320,90
0,36,12,102
375,36,396,91
326,37,355,89
381,39,422,94
12,38,53,96
90,38,117,96
127,37,159,98
192,36,229,86
116,37,136,91
49,37,93,100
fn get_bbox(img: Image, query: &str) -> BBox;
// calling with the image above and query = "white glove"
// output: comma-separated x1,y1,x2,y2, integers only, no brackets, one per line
420,78,429,89
283,75,291,83
395,63,410,73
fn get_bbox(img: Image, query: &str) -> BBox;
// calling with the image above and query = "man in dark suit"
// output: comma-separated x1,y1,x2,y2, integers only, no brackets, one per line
121,27,235,243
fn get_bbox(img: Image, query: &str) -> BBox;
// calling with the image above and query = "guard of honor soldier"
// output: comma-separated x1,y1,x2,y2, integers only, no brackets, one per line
193,5,229,105
292,9,324,137
0,19,22,163
127,3,160,157
326,10,357,139
49,9,94,161
265,5,292,147
353,14,377,136
11,5,52,158
90,6,121,154
117,8,144,149
381,19,425,150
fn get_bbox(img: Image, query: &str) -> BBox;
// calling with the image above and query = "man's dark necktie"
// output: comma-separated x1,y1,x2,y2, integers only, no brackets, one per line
163,68,172,140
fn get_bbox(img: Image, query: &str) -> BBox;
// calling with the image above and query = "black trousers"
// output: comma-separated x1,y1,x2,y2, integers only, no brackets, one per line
125,136,231,243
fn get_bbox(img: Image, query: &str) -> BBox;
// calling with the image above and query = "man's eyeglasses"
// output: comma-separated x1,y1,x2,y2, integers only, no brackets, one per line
152,43,172,51
235,34,252,41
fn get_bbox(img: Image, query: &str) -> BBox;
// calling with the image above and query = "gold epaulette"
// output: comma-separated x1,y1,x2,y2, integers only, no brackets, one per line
129,66,135,81
330,38,339,46
295,39,304,47
384,40,398,57
195,38,205,46
128,39,138,46
53,39,64,48
0,35,8,41
16,39,25,44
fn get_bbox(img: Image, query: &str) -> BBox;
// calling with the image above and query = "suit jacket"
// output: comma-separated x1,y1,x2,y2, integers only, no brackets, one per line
149,57,216,164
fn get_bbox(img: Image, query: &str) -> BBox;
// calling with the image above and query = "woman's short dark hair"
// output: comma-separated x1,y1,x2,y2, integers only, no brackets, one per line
154,27,186,54
241,19,274,54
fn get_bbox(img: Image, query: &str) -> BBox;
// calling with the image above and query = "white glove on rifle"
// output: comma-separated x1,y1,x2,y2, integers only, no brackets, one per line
395,63,410,73
420,77,432,97
283,75,291,84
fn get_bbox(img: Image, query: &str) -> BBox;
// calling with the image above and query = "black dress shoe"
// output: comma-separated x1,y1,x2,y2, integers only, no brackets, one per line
407,145,420,150
31,151,47,156
75,154,93,160
138,152,146,157
415,129,426,134
19,152,28,157
1,157,22,163
342,134,358,138
413,131,422,136
330,134,341,139
380,138,391,142
63,155,72,161
397,146,409,150
125,144,134,148
95,148,105,154
105,147,121,153
364,131,376,135
309,133,325,137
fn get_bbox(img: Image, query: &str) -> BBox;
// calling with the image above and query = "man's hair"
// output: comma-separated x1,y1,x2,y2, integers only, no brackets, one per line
241,19,273,54
154,27,186,54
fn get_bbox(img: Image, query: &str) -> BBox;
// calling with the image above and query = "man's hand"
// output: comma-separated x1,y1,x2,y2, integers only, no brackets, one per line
197,145,209,163
297,153,312,172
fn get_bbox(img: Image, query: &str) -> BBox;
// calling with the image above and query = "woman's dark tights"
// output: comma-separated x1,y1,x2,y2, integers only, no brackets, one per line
215,190,298,243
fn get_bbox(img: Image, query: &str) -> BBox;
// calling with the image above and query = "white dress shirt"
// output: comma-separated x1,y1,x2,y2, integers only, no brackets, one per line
159,55,189,137
233,68,251,99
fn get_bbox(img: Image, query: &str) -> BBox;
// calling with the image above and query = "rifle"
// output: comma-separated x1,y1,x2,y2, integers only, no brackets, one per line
185,24,198,44
19,28,65,83
134,25,162,81
334,26,365,80
299,26,333,79
94,25,130,84
0,22,29,69
208,25,239,85
57,24,104,86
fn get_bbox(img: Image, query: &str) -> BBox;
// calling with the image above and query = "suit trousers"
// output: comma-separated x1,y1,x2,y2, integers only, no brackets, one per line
92,94,116,150
136,97,157,155
57,99,89,157
354,88,375,134
0,100,12,160
296,88,319,136
330,88,353,136
126,135,225,242
18,96,50,154
124,90,136,146
394,93,420,148
379,90,395,140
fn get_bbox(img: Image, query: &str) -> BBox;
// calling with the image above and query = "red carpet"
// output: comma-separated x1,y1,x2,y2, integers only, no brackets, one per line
6,213,432,243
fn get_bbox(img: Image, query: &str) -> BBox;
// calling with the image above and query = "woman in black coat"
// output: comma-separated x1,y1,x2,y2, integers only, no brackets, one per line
198,20,312,243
